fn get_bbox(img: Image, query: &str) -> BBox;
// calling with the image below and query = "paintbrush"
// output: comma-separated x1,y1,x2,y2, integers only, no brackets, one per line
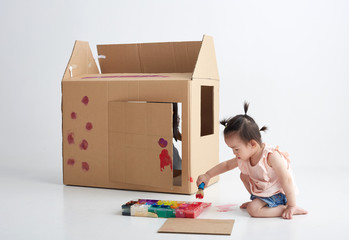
196,182,205,199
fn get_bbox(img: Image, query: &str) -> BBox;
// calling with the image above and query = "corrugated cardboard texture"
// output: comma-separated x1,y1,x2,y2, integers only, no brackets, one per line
192,35,219,80
158,218,235,235
189,79,220,192
97,41,201,74
108,102,173,189
106,79,191,193
62,35,220,194
69,73,192,82
62,81,109,187
63,41,99,80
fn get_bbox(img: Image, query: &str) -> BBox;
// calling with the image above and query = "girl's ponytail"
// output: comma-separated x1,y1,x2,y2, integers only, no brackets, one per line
260,126,268,132
243,101,249,115
220,119,229,127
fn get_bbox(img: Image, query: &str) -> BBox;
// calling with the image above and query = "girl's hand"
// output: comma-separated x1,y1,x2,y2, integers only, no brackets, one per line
196,173,211,187
282,205,297,219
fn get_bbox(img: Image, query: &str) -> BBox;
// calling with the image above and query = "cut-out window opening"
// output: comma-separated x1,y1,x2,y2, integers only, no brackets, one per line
201,86,214,136
173,102,182,186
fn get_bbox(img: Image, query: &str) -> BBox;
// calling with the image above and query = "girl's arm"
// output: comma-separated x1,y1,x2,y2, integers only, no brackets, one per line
196,158,238,187
268,152,297,218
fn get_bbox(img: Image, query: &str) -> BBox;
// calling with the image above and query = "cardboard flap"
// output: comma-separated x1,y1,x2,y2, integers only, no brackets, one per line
108,101,174,189
97,41,201,73
192,35,219,81
62,41,99,80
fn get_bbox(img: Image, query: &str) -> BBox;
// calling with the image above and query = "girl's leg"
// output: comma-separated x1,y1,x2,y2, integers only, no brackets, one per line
247,198,286,218
246,198,308,218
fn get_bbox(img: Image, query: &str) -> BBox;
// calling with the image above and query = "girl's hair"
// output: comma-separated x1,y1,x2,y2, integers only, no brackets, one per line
220,102,267,145
173,103,182,142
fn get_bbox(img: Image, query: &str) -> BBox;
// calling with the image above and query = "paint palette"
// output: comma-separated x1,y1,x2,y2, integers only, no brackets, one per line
122,199,211,218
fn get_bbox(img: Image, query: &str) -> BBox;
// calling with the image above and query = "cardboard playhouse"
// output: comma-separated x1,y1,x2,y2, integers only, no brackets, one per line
61,35,220,194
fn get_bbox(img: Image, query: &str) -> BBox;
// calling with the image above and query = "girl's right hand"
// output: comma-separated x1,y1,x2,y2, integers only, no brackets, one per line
196,173,211,188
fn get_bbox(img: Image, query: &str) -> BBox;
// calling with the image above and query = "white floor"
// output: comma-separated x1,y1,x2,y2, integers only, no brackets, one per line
1,162,348,240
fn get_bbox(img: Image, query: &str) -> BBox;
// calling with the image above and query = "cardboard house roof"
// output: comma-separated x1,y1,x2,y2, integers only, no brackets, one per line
62,35,219,81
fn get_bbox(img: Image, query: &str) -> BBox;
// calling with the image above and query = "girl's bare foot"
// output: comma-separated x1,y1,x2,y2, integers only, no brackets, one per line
294,206,308,215
240,201,251,209
282,205,308,219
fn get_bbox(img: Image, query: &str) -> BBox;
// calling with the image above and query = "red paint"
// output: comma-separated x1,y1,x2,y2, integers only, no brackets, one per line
158,138,168,148
190,177,194,183
85,122,93,131
67,158,75,166
82,162,89,171
159,149,172,171
196,193,204,199
215,204,237,212
71,112,77,119
67,132,74,144
80,139,88,150
81,96,89,105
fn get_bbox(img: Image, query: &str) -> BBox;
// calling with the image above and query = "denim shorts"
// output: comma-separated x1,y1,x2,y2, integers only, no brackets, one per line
250,192,287,208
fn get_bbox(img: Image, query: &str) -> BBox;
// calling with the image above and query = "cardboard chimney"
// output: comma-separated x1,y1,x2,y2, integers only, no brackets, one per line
62,35,220,194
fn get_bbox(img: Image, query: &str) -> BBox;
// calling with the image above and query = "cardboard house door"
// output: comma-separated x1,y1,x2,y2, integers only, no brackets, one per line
108,101,173,189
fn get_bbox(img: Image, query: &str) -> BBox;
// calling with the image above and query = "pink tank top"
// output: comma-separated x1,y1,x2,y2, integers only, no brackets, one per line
237,144,293,197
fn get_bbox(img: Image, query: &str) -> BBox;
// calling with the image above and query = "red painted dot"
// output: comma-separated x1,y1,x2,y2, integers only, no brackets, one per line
159,149,173,171
80,139,88,150
67,158,75,166
82,162,89,171
67,132,74,144
86,122,93,131
71,112,77,119
81,96,89,105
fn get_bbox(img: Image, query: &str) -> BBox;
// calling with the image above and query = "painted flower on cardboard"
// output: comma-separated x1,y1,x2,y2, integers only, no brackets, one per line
158,138,168,148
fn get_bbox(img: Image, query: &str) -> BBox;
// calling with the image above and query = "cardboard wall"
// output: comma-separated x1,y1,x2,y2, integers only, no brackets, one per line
62,81,109,187
189,79,220,193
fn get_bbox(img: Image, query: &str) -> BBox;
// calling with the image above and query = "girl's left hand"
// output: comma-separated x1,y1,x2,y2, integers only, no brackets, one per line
282,205,297,219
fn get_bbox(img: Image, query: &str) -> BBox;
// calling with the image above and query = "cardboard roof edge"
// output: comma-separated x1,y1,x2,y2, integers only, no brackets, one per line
62,35,219,82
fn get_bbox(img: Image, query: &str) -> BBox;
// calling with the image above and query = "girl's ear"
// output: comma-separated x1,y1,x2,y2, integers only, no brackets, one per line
250,139,258,148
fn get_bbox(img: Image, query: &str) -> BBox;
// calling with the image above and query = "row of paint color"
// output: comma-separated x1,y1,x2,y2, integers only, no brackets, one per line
122,199,211,218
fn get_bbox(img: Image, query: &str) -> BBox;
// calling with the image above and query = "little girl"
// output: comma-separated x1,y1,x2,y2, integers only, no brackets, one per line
196,102,308,219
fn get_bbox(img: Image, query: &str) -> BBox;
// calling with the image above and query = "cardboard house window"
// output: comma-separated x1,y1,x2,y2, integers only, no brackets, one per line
201,86,214,136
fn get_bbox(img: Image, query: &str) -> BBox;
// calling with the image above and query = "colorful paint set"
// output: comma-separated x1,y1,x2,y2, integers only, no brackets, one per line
122,199,211,218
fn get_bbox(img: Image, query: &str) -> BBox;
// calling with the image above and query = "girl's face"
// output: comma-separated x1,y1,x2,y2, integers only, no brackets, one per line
224,133,254,161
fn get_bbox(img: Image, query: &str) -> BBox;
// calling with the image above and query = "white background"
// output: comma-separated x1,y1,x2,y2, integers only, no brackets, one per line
1,1,349,239
1,0,348,170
